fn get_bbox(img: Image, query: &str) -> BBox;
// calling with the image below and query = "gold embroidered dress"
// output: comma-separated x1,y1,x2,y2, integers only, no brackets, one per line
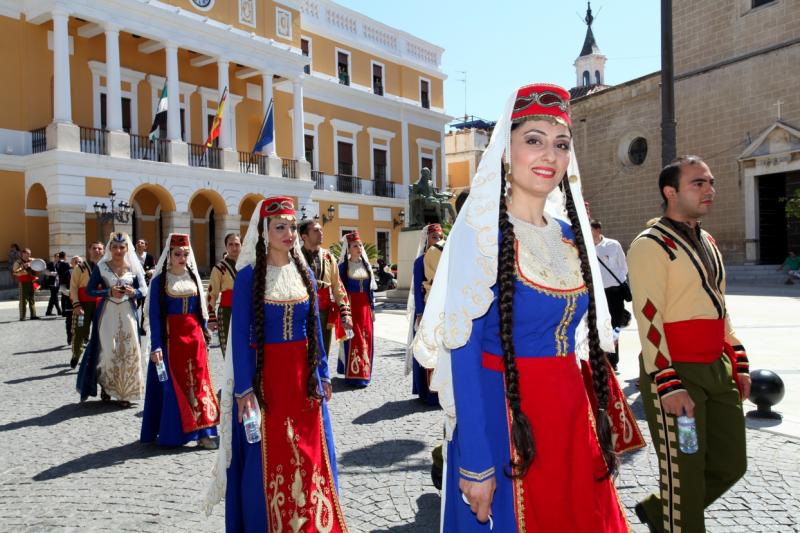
228,262,347,532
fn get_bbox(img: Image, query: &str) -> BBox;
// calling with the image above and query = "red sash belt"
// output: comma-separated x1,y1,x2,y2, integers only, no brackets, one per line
481,351,576,371
18,274,37,283
664,319,724,363
78,286,101,305
219,289,233,308
317,287,333,311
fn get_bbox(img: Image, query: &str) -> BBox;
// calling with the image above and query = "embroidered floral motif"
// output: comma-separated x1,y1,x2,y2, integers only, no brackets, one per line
97,306,144,401
311,468,335,533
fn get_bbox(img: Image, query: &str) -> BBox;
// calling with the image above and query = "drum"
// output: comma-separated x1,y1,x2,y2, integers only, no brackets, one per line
30,258,46,272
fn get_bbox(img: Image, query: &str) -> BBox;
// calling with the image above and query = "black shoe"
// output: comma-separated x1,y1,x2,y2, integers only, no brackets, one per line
430,462,443,491
30,316,41,320
46,312,54,316
635,502,658,533
70,356,79,369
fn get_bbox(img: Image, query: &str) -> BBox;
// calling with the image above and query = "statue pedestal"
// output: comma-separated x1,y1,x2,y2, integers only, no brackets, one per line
395,228,424,291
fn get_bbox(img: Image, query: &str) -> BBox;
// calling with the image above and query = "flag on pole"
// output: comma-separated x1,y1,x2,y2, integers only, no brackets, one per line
205,86,228,148
148,80,168,141
252,98,274,154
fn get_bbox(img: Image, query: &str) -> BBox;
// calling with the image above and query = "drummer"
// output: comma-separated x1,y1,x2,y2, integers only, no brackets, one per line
12,248,40,321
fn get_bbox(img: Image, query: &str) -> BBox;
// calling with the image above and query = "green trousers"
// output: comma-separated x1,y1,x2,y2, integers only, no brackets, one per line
217,306,232,358
639,355,747,533
71,301,96,364
18,282,37,319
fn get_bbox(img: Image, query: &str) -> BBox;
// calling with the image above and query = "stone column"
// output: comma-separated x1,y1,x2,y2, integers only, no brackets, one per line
46,8,79,152
262,71,282,176
161,211,191,237
292,78,311,179
48,204,87,258
105,23,130,158
401,118,410,188
165,42,188,165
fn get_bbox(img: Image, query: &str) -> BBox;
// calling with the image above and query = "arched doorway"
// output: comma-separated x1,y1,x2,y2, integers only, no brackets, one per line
25,184,49,258
238,194,264,237
129,184,176,259
189,190,228,274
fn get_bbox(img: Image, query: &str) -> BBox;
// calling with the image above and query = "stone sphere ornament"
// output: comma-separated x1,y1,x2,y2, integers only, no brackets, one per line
746,369,785,420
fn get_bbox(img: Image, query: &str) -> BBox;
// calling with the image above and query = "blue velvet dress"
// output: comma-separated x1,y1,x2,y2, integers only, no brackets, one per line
443,220,628,532
412,254,438,405
140,273,218,446
225,264,345,533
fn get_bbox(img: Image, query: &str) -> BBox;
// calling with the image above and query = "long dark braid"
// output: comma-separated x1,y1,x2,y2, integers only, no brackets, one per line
187,264,204,327
158,256,169,350
498,169,536,478
563,182,619,478
251,217,268,409
289,247,322,400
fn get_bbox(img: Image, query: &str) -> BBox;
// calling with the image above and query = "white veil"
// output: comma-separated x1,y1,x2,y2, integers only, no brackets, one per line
404,226,432,375
142,233,208,331
412,89,615,439
203,199,307,514
99,232,148,299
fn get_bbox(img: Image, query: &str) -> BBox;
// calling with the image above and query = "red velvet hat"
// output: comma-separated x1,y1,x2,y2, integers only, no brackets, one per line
345,231,361,244
511,83,571,127
170,234,190,248
427,224,442,236
260,196,295,218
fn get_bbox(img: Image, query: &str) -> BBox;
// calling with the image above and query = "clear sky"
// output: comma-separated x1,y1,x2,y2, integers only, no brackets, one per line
335,0,662,123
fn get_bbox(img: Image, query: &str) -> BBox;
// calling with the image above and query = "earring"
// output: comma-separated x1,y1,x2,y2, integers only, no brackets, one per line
506,172,513,204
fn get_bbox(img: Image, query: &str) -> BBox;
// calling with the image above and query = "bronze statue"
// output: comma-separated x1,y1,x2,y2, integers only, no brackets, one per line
408,168,455,228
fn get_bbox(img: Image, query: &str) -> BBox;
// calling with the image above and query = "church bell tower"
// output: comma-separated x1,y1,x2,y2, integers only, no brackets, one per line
574,2,607,88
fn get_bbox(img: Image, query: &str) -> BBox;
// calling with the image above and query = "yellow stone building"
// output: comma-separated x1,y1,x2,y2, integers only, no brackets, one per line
0,0,449,276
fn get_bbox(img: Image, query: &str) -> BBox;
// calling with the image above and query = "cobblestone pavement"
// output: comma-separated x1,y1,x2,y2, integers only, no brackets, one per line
0,306,798,532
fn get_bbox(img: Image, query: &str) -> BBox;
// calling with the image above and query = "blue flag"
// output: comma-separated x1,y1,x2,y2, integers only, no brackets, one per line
252,99,274,154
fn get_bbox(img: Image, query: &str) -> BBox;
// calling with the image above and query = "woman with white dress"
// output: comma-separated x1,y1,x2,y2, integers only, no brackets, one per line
76,232,146,407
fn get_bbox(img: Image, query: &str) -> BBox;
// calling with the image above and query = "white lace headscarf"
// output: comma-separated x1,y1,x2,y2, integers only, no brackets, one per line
338,232,378,291
142,233,208,331
412,88,614,439
404,225,435,375
203,198,307,514
99,232,148,299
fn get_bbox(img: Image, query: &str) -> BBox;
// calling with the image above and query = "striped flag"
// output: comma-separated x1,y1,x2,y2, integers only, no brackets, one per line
148,80,167,141
205,86,228,148
252,98,274,154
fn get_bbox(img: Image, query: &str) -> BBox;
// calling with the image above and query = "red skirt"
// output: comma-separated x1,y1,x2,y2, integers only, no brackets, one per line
343,292,373,381
260,339,347,532
166,314,219,433
482,352,629,532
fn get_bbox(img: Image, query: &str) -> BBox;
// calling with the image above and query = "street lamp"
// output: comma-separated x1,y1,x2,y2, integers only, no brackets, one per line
393,209,405,228
319,205,335,225
93,189,133,239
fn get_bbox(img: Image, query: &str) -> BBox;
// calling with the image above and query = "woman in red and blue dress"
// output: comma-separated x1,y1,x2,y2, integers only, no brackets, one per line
141,233,219,449
337,231,375,387
225,197,347,532
414,84,635,532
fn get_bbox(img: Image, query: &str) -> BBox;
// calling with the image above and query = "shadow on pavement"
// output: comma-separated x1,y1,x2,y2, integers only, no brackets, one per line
331,377,370,393
4,367,72,385
374,492,441,532
352,399,439,425
32,440,197,481
339,438,427,470
0,401,124,432
41,363,71,370
12,345,67,355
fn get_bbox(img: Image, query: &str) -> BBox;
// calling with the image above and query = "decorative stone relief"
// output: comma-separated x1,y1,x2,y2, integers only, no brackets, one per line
276,7,292,40
239,0,256,28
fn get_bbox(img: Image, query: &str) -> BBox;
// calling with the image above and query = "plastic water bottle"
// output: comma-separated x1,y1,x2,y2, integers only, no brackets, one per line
243,408,262,444
77,314,84,328
676,415,698,454
343,325,354,340
155,357,168,382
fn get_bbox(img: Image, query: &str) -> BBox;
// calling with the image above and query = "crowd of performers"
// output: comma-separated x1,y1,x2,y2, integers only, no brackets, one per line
25,81,752,533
